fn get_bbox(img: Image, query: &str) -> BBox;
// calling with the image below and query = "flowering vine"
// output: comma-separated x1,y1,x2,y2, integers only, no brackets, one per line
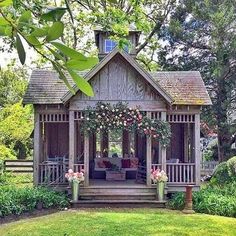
80,102,171,146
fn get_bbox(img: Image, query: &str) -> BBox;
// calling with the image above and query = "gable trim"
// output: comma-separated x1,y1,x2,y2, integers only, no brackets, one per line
62,47,174,104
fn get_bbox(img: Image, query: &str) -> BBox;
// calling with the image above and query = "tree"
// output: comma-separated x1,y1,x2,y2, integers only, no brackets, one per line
0,0,98,96
0,65,28,108
158,0,236,161
0,101,33,159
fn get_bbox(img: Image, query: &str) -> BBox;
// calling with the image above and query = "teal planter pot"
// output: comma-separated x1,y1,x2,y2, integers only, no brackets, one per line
157,182,165,201
72,182,79,201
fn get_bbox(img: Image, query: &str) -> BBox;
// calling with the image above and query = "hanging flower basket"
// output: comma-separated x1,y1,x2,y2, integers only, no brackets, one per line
80,102,171,147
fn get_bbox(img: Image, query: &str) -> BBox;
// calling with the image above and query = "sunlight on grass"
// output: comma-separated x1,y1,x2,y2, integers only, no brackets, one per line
1,209,236,236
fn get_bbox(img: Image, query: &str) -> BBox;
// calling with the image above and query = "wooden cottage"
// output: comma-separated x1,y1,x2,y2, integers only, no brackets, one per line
23,29,211,200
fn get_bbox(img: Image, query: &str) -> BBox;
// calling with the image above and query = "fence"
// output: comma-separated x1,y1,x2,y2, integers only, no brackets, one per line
200,161,218,176
3,160,33,173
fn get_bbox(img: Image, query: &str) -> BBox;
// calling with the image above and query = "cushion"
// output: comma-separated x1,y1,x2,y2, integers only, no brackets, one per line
121,159,130,168
97,160,106,168
103,160,112,168
130,158,139,168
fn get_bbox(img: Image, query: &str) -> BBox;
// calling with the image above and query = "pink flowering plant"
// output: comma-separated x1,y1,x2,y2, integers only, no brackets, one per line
150,169,168,183
65,169,85,184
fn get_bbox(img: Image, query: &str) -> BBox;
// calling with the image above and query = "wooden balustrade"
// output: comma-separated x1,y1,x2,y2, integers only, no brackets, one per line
73,163,85,173
151,164,162,171
39,163,69,185
166,163,195,184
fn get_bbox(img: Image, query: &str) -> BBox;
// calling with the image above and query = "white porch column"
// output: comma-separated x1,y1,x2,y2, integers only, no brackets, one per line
69,110,75,169
84,135,89,186
33,110,40,185
146,112,152,186
194,113,201,186
160,111,167,171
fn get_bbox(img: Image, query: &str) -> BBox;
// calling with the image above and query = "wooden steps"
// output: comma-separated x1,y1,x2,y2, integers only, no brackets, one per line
71,199,166,208
69,186,166,208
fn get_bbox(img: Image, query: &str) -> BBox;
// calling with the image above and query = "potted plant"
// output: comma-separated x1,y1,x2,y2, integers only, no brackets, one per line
150,169,168,201
65,169,84,201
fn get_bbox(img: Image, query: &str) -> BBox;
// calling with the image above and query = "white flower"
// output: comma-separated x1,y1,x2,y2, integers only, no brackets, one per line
86,117,90,121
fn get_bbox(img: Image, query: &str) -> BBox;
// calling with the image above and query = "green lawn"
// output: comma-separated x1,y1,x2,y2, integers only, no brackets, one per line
1,208,236,236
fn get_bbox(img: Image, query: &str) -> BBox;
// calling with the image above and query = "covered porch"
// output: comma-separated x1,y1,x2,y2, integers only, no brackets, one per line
34,106,200,191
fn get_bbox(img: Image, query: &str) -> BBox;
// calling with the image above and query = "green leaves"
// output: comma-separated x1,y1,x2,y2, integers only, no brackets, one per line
41,7,67,22
67,68,94,97
46,21,64,41
15,34,25,65
51,42,87,60
65,57,98,70
0,0,12,7
31,27,48,37
19,10,31,23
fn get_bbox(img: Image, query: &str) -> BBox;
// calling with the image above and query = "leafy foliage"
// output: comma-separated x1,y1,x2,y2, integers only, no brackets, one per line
0,0,98,96
158,0,236,161
168,182,236,217
0,186,69,217
211,156,236,184
0,66,27,108
81,102,171,146
0,102,33,159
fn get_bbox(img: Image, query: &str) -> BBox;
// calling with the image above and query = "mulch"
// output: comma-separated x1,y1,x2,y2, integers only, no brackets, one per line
0,208,64,225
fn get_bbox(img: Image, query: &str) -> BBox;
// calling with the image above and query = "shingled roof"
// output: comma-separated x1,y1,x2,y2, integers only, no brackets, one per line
23,69,211,106
150,71,212,105
23,50,211,106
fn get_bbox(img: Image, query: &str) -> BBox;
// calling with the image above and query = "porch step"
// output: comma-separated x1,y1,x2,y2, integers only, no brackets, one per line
71,199,166,208
79,192,157,200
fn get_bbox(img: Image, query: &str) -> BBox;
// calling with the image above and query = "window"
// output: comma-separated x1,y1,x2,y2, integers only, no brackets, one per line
109,130,122,157
104,39,117,53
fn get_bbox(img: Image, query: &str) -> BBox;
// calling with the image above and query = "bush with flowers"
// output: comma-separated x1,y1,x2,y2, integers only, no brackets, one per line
65,169,84,184
150,169,168,183
81,102,171,147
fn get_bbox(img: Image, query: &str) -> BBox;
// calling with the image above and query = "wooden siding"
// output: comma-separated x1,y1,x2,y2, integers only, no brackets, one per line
70,56,167,110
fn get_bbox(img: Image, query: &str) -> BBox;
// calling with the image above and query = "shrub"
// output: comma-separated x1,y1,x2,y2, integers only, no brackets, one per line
168,182,236,217
0,186,69,217
227,156,236,177
210,162,231,184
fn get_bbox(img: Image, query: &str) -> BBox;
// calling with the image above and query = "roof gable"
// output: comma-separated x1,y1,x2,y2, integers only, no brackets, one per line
62,48,173,104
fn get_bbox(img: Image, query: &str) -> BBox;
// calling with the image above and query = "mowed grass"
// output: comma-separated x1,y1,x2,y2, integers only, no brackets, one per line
1,208,236,236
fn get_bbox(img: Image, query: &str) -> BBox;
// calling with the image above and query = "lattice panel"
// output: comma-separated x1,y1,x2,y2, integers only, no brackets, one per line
150,112,162,120
39,113,69,122
167,114,195,123
74,111,84,120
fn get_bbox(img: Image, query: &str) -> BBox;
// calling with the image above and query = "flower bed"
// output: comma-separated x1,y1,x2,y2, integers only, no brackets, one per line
0,186,69,218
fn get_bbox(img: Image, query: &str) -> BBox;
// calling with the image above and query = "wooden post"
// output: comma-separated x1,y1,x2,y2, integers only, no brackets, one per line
69,111,75,169
194,114,201,186
84,135,89,186
160,111,167,171
33,110,40,185
146,112,152,186
184,124,189,163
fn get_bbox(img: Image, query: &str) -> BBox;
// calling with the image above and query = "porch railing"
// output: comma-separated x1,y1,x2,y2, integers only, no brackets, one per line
166,163,195,184
39,163,69,185
151,164,162,171
73,163,85,172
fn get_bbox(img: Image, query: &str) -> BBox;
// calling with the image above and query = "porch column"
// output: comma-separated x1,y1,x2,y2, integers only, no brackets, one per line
194,114,201,186
69,110,75,169
146,112,152,186
84,135,89,186
160,111,167,171
33,110,40,185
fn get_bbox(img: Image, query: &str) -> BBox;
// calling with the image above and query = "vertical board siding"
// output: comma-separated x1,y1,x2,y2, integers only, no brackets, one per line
70,56,166,109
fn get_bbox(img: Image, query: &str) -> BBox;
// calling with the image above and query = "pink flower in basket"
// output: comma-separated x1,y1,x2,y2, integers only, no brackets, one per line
150,169,168,183
65,169,85,183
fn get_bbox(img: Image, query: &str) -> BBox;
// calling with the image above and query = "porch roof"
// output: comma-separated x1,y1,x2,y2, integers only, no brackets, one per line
23,52,212,106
